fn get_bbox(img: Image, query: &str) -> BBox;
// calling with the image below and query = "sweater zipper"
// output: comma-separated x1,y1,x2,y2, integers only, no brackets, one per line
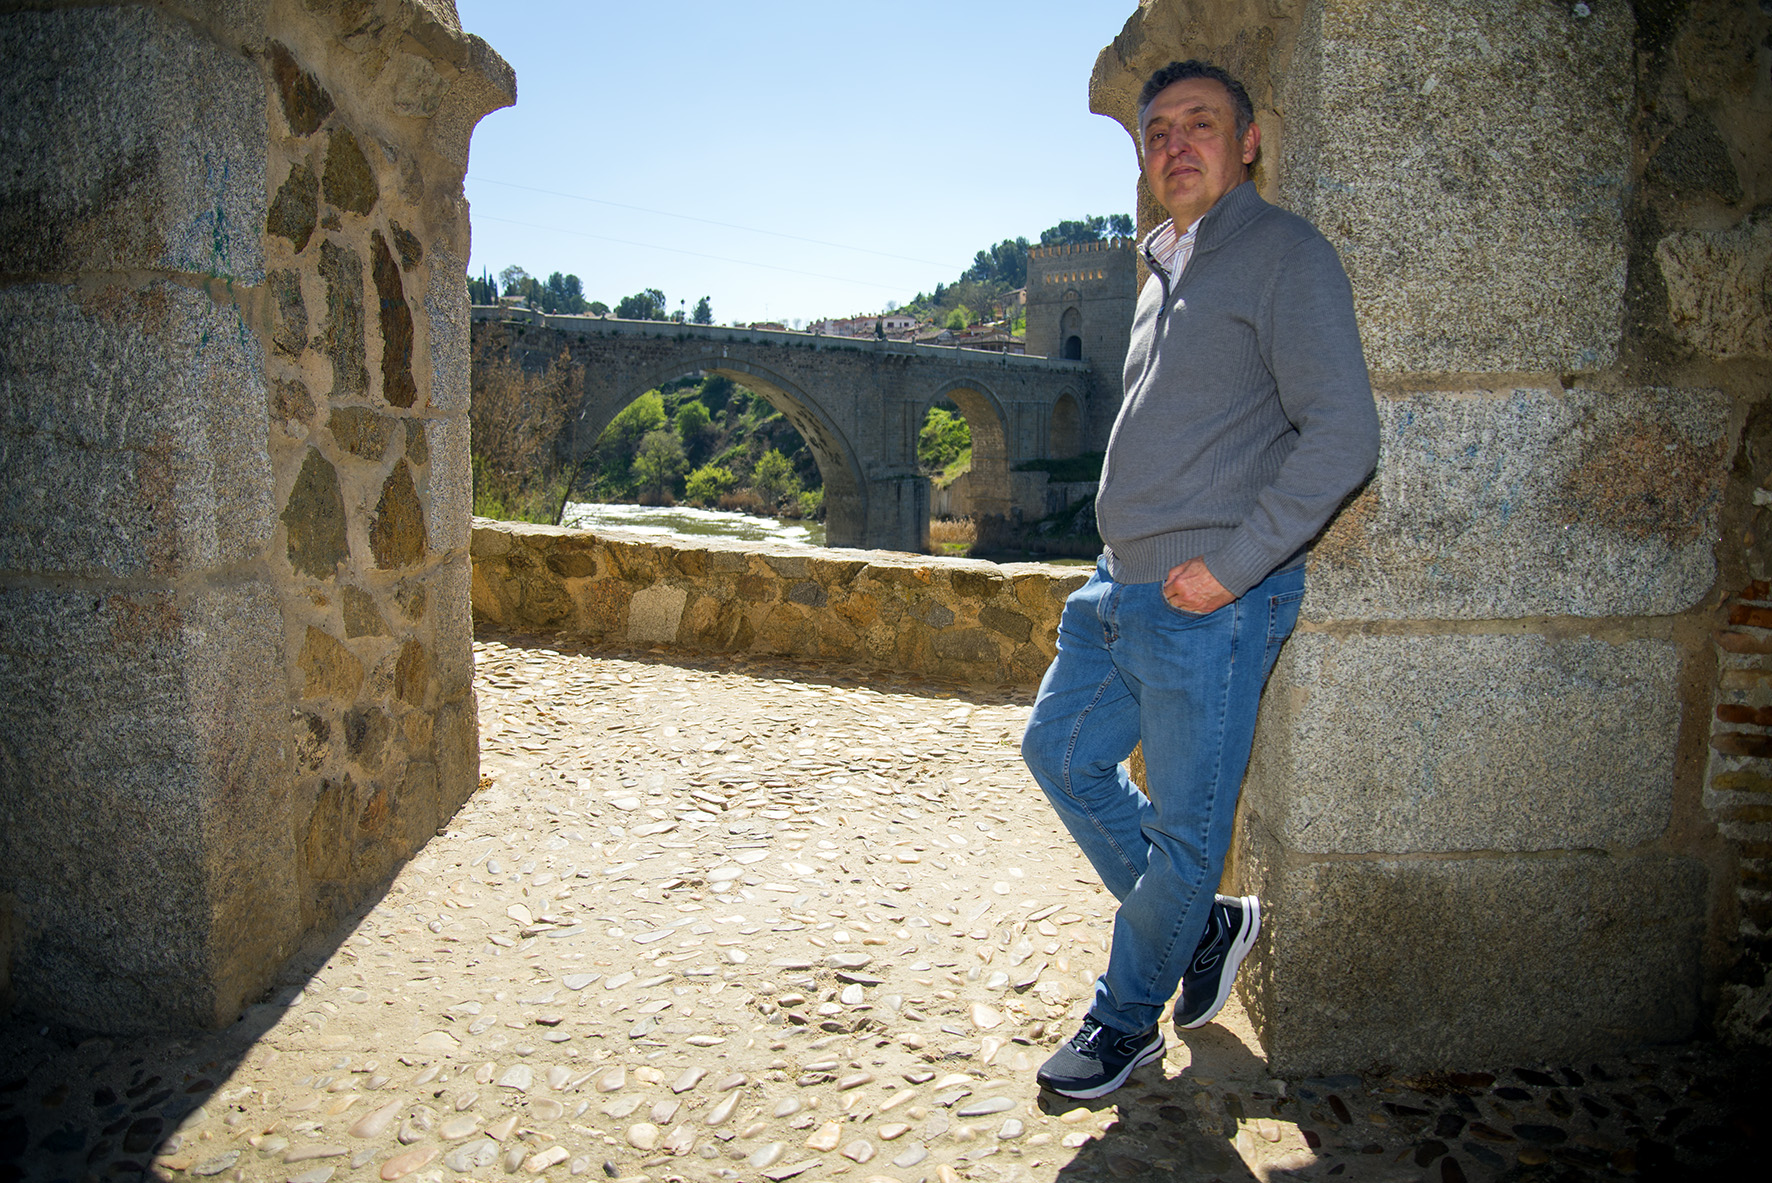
1126,250,1175,400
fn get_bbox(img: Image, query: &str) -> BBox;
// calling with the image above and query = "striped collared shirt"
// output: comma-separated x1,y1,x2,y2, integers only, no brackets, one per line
1149,214,1206,279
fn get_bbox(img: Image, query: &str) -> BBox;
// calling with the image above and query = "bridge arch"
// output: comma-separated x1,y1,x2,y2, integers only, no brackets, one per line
1050,391,1083,458
571,352,869,547
923,377,1013,522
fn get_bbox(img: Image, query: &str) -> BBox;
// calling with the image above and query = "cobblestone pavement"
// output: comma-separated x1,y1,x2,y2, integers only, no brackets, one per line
2,633,1765,1183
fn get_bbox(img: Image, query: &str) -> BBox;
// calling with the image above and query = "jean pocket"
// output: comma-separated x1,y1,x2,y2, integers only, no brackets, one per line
1267,588,1305,644
1157,589,1225,625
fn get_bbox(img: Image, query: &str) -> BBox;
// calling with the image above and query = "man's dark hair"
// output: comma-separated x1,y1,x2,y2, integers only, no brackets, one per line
1137,60,1255,138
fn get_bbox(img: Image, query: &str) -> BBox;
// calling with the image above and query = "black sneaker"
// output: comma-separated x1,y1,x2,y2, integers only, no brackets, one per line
1173,894,1261,1030
1035,1014,1165,1099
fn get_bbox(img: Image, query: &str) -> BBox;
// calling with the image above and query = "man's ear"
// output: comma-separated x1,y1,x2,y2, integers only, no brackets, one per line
1241,121,1261,166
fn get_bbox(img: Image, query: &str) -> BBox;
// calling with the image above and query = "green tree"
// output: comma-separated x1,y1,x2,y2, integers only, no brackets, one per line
750,448,800,505
917,406,971,474
588,300,610,316
963,237,1030,287
597,391,666,467
1039,215,1133,246
698,374,735,415
468,268,498,305
945,305,973,331
674,400,711,447
614,288,668,320
691,295,713,324
498,264,530,296
632,429,688,501
684,463,737,506
540,271,588,314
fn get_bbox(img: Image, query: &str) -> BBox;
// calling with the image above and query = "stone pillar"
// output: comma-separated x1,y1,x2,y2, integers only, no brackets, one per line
0,0,511,1030
858,472,929,555
1092,0,1754,1073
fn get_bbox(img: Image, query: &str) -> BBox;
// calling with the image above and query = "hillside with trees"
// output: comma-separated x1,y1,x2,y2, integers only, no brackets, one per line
898,213,1133,331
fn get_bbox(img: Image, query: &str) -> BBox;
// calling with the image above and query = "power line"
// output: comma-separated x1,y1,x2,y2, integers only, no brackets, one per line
472,215,922,294
467,176,968,272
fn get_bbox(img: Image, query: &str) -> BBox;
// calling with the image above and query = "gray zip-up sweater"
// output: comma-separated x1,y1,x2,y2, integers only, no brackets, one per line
1096,181,1379,596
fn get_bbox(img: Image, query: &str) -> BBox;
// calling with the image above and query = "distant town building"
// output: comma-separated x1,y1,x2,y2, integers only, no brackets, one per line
815,312,917,337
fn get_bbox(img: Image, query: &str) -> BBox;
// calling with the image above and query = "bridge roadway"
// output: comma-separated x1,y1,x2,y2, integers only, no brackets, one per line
470,310,1098,552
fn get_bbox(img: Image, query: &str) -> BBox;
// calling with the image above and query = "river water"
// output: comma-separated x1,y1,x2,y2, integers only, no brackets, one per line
558,501,825,548
556,502,1091,566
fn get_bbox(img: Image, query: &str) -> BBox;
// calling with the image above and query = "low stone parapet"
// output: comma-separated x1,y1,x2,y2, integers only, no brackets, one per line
470,518,1091,686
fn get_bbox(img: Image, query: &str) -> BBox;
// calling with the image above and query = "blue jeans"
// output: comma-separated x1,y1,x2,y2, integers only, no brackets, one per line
1021,557,1305,1034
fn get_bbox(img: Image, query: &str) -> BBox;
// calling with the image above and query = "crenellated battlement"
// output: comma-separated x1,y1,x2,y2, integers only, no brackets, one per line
1027,237,1135,260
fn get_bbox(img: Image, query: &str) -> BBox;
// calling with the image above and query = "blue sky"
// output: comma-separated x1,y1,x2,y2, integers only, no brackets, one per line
456,1,1140,326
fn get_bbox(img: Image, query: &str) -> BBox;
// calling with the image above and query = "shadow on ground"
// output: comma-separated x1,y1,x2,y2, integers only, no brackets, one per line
0,889,393,1183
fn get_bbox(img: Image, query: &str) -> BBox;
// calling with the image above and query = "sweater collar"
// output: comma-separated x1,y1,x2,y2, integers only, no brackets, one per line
1139,180,1267,273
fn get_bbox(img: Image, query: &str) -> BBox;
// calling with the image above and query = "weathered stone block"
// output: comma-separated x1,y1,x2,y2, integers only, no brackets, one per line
1279,0,1630,373
1658,213,1772,361
297,625,365,700
282,447,350,579
426,247,472,414
0,283,273,578
319,239,368,399
430,556,477,708
322,127,379,216
342,584,388,637
371,230,418,407
394,639,430,706
629,585,688,645
1236,837,1707,1075
267,41,334,137
1247,631,1678,854
371,460,428,568
0,581,295,1030
328,406,398,461
1307,388,1733,620
267,159,319,253
470,520,514,556
427,416,474,555
0,6,265,280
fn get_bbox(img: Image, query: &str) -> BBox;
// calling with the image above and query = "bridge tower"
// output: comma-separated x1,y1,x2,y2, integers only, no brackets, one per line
1024,237,1136,452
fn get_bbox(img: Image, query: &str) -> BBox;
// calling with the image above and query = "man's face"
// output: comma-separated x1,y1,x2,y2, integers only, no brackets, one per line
1139,77,1259,230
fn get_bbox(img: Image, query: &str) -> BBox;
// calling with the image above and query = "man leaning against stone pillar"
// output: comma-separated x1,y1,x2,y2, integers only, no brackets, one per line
1021,59,1379,1099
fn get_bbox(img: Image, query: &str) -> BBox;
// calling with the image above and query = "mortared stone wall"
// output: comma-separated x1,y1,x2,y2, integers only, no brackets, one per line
0,0,512,1030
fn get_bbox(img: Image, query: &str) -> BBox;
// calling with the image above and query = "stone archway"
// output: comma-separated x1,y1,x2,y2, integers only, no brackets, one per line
1060,305,1083,360
925,379,1012,522
1050,392,1082,458
572,356,870,548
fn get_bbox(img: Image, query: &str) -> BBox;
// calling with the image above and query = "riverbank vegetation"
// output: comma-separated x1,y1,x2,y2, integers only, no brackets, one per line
573,374,823,519
468,345,580,523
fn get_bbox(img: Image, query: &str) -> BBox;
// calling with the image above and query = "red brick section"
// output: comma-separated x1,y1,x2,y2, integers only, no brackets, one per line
1709,581,1772,1039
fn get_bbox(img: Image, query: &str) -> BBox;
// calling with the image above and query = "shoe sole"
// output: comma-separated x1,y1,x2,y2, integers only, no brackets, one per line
1039,1033,1166,1100
1178,895,1260,1030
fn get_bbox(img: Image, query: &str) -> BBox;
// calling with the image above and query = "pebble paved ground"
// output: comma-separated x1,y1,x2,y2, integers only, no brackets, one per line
2,632,1766,1183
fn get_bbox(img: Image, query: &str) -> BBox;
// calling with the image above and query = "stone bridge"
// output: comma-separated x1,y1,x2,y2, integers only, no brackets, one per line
470,310,1097,551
